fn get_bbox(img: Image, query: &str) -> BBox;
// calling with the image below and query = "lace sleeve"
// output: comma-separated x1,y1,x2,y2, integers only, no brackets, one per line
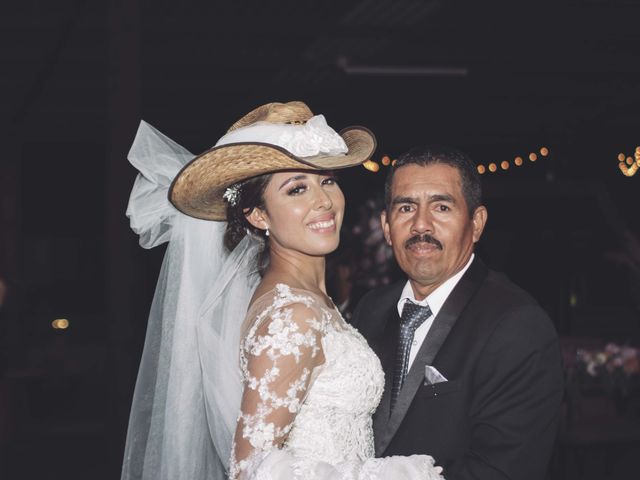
230,300,326,479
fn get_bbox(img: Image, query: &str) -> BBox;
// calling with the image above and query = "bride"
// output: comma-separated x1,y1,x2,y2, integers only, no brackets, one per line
121,101,444,480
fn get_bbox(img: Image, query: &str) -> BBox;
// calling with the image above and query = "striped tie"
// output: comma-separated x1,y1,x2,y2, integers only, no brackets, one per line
390,301,432,412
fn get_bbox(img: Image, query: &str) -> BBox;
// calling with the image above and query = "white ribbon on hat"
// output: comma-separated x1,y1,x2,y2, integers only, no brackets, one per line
214,114,348,158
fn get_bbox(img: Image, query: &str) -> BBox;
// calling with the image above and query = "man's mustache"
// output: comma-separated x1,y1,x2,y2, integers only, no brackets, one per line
404,234,443,250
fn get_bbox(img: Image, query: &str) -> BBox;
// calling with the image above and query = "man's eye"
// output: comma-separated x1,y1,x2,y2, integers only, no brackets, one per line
399,205,412,213
436,204,450,212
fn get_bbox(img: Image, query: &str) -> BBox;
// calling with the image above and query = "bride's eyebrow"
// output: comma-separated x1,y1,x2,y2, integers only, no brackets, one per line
278,174,308,190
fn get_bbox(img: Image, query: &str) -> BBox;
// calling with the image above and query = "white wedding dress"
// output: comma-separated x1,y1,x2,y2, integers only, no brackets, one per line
230,284,443,480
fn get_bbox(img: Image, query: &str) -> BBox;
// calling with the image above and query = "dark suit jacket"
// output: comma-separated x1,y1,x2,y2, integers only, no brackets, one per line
351,257,564,480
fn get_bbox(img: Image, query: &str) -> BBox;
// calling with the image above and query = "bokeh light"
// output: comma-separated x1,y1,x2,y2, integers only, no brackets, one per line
363,160,380,172
52,318,70,330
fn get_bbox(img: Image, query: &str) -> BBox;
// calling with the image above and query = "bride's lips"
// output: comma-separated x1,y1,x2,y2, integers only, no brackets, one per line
307,213,337,233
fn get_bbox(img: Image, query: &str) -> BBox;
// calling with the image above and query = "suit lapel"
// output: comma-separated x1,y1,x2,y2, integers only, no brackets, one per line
376,258,489,455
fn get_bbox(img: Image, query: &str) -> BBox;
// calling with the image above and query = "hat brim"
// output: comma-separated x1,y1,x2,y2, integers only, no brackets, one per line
169,126,376,221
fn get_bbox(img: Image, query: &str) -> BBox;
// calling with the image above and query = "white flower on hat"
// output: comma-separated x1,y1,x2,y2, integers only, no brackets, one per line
223,184,240,206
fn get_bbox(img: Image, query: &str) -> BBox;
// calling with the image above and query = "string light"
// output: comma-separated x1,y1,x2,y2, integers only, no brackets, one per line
362,155,397,173
476,147,550,175
362,160,380,172
371,146,551,176
617,146,640,177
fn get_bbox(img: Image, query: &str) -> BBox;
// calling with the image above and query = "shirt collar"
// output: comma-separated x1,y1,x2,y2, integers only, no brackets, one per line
397,254,475,318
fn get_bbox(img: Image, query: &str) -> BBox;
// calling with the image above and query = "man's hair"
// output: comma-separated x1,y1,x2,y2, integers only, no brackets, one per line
384,145,482,217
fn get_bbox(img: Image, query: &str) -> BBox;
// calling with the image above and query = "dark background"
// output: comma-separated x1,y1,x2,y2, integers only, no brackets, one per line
1,0,639,478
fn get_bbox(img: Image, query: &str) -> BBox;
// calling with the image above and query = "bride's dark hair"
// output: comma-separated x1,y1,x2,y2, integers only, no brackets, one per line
224,174,273,271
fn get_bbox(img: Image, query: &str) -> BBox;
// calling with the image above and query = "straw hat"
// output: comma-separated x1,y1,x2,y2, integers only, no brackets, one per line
169,101,376,221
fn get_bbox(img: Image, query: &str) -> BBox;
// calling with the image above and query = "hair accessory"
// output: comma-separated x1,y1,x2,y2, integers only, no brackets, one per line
222,184,240,206
169,101,376,221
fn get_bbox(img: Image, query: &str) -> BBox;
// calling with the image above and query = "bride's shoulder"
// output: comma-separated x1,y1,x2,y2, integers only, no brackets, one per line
250,283,317,309
244,283,328,339
240,283,329,375
248,283,320,320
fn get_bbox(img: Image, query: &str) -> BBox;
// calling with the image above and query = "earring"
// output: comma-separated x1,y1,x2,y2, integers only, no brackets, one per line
265,228,270,237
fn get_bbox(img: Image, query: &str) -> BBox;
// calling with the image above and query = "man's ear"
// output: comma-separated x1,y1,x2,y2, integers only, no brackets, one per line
246,207,269,233
471,206,488,243
381,210,392,246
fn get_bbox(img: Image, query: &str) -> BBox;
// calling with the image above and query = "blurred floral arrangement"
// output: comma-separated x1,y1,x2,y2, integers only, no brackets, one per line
350,196,396,289
574,343,640,407
577,343,640,378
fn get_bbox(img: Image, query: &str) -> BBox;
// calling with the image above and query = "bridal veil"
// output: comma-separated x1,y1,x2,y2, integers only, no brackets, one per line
121,121,261,479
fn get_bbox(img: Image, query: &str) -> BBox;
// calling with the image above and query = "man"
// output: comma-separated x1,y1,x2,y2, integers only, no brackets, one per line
351,146,563,479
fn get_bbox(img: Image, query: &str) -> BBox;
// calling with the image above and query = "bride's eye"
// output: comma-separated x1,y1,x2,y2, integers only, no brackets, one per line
321,176,338,186
286,183,308,196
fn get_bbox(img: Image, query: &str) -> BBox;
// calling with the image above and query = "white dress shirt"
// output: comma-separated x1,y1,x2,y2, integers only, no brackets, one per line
397,254,475,368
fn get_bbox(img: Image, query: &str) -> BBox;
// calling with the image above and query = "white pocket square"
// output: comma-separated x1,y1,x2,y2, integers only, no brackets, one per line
424,365,448,385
